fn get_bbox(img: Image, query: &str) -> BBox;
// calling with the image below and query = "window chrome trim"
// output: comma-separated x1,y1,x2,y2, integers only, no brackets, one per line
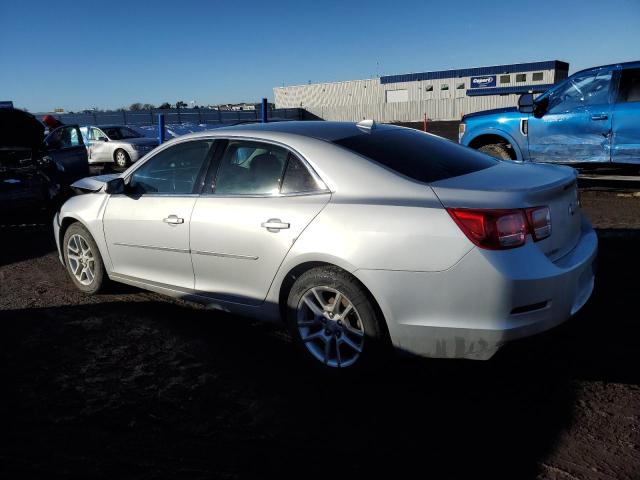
121,134,331,198
198,190,330,199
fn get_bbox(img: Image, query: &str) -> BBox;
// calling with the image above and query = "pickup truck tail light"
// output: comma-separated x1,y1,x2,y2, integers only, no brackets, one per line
447,206,551,250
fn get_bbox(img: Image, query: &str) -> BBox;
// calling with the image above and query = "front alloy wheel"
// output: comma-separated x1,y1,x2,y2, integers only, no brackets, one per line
114,149,130,168
62,223,106,294
67,233,96,285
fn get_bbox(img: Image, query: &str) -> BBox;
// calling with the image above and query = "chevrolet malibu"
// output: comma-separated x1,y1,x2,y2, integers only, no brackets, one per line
53,121,597,370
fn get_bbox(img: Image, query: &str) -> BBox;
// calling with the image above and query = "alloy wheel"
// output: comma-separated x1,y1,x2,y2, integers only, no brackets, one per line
297,286,365,368
115,151,127,167
67,234,95,285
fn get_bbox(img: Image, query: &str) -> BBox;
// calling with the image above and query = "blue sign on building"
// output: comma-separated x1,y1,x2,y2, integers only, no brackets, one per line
470,76,496,89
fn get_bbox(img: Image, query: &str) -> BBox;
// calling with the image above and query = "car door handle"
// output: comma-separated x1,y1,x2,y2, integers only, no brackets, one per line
591,114,608,121
163,215,184,225
261,218,290,232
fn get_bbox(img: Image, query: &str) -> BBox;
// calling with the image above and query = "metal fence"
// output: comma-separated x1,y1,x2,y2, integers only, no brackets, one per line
54,107,304,127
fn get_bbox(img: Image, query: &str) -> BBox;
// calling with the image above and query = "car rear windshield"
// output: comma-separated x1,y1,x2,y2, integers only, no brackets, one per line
332,127,497,183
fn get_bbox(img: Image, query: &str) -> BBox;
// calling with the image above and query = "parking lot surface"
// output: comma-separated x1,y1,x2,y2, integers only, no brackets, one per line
1,190,639,479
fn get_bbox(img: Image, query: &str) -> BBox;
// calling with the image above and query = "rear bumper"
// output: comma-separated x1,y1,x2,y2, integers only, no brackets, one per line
354,217,597,360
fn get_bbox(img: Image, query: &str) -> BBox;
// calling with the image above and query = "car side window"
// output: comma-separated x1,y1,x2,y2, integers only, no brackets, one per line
548,69,612,114
129,140,214,195
617,68,640,103
281,154,326,194
213,140,288,195
90,128,105,141
45,126,84,149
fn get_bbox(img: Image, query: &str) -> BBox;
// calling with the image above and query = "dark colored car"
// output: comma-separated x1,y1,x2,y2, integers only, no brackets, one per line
0,108,89,218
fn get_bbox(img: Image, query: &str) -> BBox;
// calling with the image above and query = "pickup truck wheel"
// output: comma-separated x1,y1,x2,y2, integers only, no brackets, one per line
478,143,513,160
114,149,131,168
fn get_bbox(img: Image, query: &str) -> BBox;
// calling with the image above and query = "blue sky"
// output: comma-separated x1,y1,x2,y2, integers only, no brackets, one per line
1,0,639,112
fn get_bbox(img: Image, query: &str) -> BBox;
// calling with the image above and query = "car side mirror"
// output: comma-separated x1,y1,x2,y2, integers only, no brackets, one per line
105,177,125,194
518,93,534,114
98,136,108,142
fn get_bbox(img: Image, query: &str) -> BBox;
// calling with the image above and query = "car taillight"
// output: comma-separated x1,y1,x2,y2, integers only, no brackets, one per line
525,206,551,241
447,206,551,250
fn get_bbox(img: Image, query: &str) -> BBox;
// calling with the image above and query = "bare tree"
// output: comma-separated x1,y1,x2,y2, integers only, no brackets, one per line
129,103,143,111
142,103,155,110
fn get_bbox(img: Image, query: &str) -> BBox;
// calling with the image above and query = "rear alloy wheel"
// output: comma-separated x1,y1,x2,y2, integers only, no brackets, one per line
114,149,131,168
286,267,388,370
63,223,106,294
478,143,513,160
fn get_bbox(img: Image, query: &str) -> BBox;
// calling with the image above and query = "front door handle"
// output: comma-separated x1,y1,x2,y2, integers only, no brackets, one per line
591,114,608,121
261,218,290,232
163,214,184,225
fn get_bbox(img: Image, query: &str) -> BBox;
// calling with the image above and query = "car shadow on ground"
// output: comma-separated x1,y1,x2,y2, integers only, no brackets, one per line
1,229,638,478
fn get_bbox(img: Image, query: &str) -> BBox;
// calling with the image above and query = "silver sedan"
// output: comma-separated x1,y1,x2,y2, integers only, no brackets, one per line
54,121,597,370
80,125,159,168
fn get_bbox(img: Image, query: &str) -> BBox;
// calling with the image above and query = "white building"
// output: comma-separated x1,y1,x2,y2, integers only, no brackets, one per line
274,60,569,122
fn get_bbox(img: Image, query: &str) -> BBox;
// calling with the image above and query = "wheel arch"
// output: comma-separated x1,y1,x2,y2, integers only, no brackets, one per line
58,214,86,248
466,129,523,160
276,260,391,344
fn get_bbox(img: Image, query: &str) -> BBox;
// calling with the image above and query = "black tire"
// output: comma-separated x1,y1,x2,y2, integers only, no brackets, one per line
285,266,389,371
62,223,107,294
114,149,131,168
478,143,513,160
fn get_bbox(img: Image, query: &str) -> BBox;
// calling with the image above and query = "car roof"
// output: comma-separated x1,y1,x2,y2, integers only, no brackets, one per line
87,124,131,129
181,121,398,142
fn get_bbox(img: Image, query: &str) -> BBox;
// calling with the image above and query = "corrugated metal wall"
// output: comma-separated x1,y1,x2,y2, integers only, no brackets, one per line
274,67,559,122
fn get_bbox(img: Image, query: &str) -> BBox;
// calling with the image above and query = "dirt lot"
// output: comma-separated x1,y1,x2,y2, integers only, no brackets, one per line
1,189,639,479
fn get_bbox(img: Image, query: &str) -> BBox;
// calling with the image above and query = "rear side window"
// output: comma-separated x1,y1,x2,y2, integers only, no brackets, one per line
281,155,326,194
332,127,497,184
617,68,640,103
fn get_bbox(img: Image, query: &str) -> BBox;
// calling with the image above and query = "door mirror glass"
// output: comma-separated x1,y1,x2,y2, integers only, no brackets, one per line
518,93,534,113
105,177,125,194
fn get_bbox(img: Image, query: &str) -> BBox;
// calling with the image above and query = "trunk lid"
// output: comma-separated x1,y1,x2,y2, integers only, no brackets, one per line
431,161,582,261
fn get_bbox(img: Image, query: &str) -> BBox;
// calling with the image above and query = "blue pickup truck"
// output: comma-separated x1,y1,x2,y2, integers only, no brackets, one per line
459,61,640,165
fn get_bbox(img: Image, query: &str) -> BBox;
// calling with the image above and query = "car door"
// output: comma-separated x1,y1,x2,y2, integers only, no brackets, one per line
102,139,215,289
190,139,331,305
611,67,640,164
528,68,614,163
88,127,111,163
44,125,90,184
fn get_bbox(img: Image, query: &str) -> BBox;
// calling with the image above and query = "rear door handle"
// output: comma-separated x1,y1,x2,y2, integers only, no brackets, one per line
591,114,608,121
261,218,290,232
163,214,184,225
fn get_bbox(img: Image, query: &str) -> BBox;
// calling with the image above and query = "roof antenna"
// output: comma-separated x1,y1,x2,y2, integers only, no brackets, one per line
356,119,376,131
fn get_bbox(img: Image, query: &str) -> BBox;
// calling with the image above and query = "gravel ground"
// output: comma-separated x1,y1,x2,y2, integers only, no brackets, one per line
1,190,639,479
